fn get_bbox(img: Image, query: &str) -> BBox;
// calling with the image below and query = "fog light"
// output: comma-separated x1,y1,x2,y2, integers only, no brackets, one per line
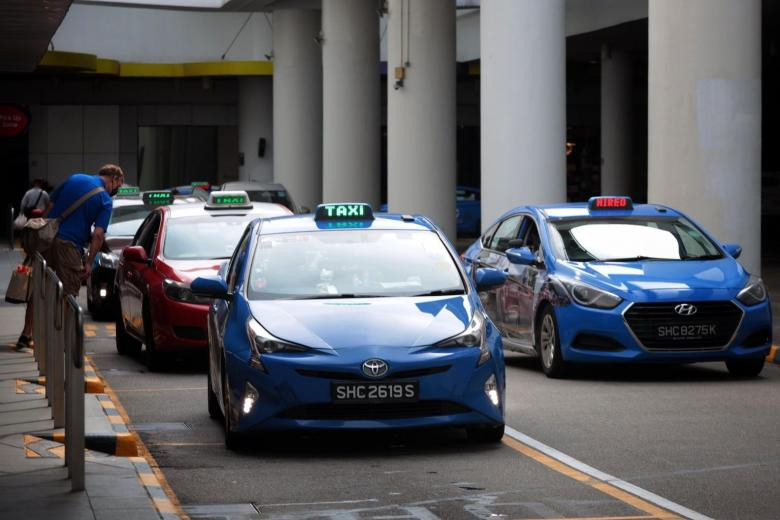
242,382,259,415
484,374,499,407
99,288,108,298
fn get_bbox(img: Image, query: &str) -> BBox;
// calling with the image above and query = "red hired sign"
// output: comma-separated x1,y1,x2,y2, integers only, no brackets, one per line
0,105,29,137
588,196,633,210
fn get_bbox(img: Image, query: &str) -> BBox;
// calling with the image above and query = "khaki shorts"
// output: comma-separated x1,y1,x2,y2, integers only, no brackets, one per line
42,239,83,297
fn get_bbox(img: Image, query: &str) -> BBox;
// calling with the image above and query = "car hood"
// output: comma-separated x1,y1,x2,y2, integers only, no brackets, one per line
248,296,471,351
161,259,224,284
559,258,749,298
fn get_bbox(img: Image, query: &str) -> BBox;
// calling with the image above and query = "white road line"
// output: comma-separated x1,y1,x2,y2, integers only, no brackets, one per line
504,426,715,520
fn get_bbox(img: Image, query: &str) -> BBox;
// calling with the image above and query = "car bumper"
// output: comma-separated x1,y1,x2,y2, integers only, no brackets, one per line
151,298,209,352
555,298,772,363
225,344,505,432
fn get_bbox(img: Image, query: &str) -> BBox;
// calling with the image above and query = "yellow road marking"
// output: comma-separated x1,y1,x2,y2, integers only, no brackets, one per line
25,448,41,458
152,497,177,514
138,473,160,487
84,330,96,337
767,345,778,363
502,436,680,520
112,386,207,393
48,445,65,459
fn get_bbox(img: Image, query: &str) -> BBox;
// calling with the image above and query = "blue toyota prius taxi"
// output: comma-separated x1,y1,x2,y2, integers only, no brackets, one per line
462,196,772,378
191,203,508,448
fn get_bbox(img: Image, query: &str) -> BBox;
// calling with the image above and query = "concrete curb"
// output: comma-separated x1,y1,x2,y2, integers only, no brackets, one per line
767,345,778,365
18,374,105,393
28,429,139,456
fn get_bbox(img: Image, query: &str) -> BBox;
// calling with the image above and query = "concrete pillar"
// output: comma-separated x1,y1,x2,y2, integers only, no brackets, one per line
481,0,566,229
273,9,322,210
387,0,456,238
238,77,273,183
601,45,632,197
648,0,761,273
321,0,380,206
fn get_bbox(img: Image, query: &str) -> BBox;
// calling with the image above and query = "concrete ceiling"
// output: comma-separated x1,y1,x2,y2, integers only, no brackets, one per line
0,0,73,73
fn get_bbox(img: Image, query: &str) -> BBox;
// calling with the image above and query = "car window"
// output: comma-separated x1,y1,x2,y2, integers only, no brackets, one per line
227,226,253,292
520,218,541,253
481,221,500,247
163,215,256,260
138,214,161,257
107,205,152,237
488,215,524,252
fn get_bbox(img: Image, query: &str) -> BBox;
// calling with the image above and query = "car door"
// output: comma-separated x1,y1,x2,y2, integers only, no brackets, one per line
503,215,545,348
124,212,162,337
211,226,253,406
475,214,524,333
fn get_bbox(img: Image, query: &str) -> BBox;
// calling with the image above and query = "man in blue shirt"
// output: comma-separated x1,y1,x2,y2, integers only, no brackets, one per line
17,164,124,350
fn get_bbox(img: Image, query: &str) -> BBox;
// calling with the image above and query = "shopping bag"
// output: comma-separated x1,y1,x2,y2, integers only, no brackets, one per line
5,264,32,304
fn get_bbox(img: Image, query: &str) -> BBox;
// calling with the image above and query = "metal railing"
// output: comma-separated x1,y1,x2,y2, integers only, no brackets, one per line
8,205,15,251
30,252,85,491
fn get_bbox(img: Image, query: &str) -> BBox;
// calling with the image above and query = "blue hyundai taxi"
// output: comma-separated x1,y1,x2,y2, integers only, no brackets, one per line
192,203,508,448
462,196,772,378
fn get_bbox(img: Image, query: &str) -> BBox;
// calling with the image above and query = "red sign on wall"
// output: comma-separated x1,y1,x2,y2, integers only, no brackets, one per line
0,105,30,137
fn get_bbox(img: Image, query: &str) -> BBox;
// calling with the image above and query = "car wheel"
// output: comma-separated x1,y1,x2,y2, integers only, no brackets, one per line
725,358,765,378
222,365,243,450
537,306,570,378
115,304,141,356
143,302,165,372
467,424,505,443
207,359,222,420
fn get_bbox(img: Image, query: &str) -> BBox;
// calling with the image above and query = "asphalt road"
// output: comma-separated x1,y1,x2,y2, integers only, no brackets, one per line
81,309,780,520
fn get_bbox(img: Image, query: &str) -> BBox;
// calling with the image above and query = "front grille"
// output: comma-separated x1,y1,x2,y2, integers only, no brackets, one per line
296,365,451,381
624,301,743,351
277,400,470,421
173,326,206,340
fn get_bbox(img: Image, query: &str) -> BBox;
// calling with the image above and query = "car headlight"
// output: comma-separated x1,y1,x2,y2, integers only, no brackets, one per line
557,278,622,309
737,275,767,306
96,252,119,269
246,318,310,371
163,278,211,304
435,312,490,366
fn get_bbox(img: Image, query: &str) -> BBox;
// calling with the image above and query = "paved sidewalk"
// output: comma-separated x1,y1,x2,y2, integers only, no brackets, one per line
0,286,181,519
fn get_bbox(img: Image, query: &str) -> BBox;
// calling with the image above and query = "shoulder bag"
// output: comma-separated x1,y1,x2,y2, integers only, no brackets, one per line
21,186,104,253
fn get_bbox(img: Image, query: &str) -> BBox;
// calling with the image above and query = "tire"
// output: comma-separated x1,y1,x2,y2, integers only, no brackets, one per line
467,424,505,443
143,302,165,372
207,360,222,420
222,365,243,450
115,304,141,356
725,358,765,378
537,306,570,378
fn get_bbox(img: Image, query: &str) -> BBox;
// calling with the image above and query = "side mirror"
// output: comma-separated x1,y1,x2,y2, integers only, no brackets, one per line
191,276,231,300
475,267,507,291
506,246,537,266
722,243,742,259
123,245,148,264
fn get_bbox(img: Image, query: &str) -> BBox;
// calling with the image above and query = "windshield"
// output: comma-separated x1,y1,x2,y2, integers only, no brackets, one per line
163,215,256,260
247,190,294,211
549,218,723,262
106,205,151,237
247,230,465,300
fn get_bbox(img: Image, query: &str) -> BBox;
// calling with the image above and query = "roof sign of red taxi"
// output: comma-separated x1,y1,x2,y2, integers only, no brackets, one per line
0,105,29,137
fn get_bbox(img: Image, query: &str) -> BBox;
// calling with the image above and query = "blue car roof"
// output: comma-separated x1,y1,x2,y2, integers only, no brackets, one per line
256,212,438,235
504,203,684,221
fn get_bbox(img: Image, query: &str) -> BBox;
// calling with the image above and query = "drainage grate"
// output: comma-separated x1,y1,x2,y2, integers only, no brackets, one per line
182,503,260,520
132,422,191,432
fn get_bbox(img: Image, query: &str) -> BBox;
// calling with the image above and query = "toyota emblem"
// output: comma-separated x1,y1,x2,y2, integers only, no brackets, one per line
674,303,698,316
362,359,388,378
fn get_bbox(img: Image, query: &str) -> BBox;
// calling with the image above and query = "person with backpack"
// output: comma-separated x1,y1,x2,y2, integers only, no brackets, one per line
16,179,49,225
16,165,124,350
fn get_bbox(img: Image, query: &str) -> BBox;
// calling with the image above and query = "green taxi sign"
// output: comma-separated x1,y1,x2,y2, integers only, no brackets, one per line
142,191,174,206
205,190,252,210
116,186,140,196
315,203,374,221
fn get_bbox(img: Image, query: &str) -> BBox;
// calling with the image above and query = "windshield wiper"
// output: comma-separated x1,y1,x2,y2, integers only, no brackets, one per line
298,294,389,300
599,256,669,262
411,289,465,297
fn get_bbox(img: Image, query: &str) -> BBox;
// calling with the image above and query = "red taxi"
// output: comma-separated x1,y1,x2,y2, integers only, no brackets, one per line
114,191,291,369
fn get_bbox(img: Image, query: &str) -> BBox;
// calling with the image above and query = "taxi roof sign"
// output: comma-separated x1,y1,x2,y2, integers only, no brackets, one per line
191,181,210,188
205,190,252,210
588,196,633,211
116,186,140,196
315,203,374,221
142,190,174,206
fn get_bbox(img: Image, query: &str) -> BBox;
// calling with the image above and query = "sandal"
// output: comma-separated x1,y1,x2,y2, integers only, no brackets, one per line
15,334,32,351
